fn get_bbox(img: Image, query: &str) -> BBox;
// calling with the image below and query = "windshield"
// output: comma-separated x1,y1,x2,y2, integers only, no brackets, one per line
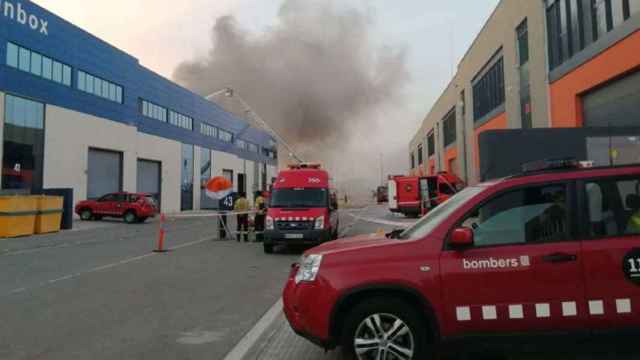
399,186,484,240
270,188,328,208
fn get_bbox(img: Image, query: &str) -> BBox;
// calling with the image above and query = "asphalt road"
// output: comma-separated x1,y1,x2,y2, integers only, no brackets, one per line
0,215,299,360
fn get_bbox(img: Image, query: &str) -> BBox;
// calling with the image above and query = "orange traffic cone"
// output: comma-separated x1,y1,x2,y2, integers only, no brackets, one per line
153,214,169,253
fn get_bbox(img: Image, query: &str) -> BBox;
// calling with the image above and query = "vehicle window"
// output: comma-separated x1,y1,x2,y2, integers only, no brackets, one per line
98,194,116,202
129,195,139,203
399,186,484,240
585,177,640,237
270,188,328,208
439,182,455,195
460,184,569,247
113,194,128,202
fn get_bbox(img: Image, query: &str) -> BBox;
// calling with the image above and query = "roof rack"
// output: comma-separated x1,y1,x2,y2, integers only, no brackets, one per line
288,163,322,170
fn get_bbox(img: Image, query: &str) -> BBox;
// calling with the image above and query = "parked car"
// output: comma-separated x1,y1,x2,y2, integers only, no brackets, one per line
75,192,158,224
283,159,640,359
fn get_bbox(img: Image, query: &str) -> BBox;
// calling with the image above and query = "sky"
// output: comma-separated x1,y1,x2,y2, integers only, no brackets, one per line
32,0,499,192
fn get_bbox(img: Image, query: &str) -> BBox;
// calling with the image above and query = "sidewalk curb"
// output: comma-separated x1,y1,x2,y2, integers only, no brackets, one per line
223,298,283,360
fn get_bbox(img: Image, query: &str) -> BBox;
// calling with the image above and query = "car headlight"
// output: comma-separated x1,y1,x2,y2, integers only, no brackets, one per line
314,216,325,230
294,254,323,284
266,216,274,230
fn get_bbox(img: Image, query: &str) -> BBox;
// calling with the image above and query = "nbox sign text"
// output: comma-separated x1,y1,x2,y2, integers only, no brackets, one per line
0,1,48,35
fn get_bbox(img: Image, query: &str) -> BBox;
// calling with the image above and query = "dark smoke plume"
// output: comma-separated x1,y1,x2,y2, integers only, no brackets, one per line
174,0,408,192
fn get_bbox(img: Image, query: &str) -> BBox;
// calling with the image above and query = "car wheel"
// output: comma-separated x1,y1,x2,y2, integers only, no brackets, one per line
80,209,93,221
263,244,274,254
124,211,138,224
341,297,430,360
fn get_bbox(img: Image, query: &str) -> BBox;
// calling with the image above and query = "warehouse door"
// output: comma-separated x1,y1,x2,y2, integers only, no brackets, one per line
583,71,640,128
87,148,122,199
137,159,161,209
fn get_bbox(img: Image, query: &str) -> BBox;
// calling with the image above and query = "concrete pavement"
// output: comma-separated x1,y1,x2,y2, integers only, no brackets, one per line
0,216,298,360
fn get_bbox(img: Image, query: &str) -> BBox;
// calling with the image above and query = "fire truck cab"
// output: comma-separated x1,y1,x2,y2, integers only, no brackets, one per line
388,172,464,218
264,163,339,254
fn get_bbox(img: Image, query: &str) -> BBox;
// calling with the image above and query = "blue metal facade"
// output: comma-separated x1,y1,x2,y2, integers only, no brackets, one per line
0,0,276,165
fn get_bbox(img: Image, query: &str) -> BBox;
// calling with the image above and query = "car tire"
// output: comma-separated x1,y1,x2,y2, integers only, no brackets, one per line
80,209,93,221
263,244,274,254
124,211,138,224
341,297,431,360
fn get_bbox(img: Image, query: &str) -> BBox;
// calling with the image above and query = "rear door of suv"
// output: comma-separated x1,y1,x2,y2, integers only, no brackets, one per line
439,181,587,336
578,172,640,329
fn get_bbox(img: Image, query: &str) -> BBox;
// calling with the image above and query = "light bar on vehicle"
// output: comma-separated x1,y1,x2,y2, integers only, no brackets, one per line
288,163,322,169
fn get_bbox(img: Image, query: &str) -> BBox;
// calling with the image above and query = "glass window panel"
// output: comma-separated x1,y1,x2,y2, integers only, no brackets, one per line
78,71,86,91
612,0,625,26
30,52,41,76
4,94,15,125
52,61,62,83
42,57,52,79
116,86,122,103
18,47,30,72
594,0,609,37
63,65,71,86
86,74,94,92
93,77,101,96
6,42,18,68
109,83,116,101
102,80,109,99
142,101,148,116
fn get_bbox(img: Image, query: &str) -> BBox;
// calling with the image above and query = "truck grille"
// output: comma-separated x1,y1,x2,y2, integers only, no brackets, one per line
276,221,314,231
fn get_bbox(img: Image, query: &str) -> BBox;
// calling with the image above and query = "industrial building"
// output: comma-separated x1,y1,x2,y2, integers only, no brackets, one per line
409,0,640,184
0,0,279,213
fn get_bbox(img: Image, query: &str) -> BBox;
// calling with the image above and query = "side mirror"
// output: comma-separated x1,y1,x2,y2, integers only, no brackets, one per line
450,227,474,248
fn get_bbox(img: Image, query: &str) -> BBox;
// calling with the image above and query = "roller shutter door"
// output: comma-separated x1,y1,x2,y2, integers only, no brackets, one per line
137,159,161,208
87,148,122,199
583,71,640,128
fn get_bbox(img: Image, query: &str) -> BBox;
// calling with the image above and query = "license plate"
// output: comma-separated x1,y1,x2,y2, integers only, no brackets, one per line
285,234,304,239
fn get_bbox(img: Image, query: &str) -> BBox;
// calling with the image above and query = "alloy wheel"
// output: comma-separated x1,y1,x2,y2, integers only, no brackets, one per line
354,313,415,360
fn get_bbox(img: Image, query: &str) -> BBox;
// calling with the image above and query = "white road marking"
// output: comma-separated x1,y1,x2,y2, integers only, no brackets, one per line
222,298,283,360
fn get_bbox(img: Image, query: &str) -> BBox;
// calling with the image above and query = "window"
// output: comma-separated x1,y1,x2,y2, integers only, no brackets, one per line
248,143,259,153
52,61,62,83
77,70,124,104
585,177,640,237
569,0,584,55
612,0,626,26
6,43,72,87
630,0,640,15
219,129,233,143
427,132,435,157
236,139,247,149
200,123,218,138
593,0,610,38
459,184,569,247
417,144,424,165
472,57,505,121
2,94,45,191
6,42,17,68
30,52,42,76
410,153,415,169
42,57,52,80
168,111,193,131
141,100,167,122
439,182,455,196
200,148,212,186
443,108,457,146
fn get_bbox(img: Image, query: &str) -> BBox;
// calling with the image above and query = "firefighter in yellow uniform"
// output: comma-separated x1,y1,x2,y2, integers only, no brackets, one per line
254,191,267,242
234,192,250,242
627,211,640,234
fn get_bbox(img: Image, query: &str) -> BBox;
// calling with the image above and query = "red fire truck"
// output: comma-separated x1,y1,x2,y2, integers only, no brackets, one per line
388,172,464,217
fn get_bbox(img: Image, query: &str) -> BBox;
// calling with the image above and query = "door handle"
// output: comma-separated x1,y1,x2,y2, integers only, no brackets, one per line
542,252,577,264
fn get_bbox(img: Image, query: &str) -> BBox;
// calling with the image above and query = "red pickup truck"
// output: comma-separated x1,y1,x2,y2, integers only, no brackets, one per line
75,192,158,224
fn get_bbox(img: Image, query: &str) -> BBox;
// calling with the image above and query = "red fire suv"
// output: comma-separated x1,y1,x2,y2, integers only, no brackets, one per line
75,192,157,224
264,164,339,254
283,160,640,359
388,172,464,218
